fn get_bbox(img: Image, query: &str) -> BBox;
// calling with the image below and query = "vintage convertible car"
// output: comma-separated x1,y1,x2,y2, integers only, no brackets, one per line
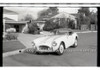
31,30,78,55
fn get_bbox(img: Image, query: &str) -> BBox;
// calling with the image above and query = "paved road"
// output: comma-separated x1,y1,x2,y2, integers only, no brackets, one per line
3,32,97,66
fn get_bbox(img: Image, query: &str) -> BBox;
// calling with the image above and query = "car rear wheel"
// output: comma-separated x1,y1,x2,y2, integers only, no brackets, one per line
57,43,64,55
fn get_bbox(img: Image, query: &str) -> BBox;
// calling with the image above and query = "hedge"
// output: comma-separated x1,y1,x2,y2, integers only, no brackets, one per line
4,33,18,40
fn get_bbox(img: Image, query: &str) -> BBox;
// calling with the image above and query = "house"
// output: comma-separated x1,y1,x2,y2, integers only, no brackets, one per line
36,21,46,31
3,9,18,21
36,12,77,31
3,9,28,32
51,12,77,29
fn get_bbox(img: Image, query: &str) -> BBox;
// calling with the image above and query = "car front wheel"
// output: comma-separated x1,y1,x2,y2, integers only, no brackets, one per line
57,43,64,55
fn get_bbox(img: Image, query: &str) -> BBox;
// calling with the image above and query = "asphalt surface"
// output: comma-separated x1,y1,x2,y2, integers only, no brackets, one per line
3,32,97,66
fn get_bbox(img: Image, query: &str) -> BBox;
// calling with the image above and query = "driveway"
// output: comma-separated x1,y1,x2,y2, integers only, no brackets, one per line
18,33,44,48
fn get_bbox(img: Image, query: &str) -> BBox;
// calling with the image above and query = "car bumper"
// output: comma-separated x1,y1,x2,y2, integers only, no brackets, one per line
35,47,54,53
33,46,58,53
36,50,54,53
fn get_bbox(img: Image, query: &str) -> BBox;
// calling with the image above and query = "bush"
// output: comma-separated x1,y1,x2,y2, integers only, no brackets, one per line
28,23,39,34
43,20,60,31
4,33,18,40
6,28,16,33
5,24,11,30
68,20,75,29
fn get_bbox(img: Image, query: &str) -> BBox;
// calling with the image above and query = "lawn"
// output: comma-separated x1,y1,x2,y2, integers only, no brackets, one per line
3,40,25,53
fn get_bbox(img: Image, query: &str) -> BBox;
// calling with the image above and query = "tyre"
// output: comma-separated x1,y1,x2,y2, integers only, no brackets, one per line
57,43,64,55
72,38,78,48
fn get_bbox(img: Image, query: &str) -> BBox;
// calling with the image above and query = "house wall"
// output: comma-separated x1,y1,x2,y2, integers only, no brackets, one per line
37,23,45,30
4,14,18,21
5,23,26,33
81,24,88,30
22,23,29,33
90,24,97,31
19,24,25,32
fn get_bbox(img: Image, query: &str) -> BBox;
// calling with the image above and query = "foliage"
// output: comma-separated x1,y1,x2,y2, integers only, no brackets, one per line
68,20,75,29
78,7,97,28
5,24,11,30
43,20,60,31
22,14,34,21
28,23,40,34
78,7,91,17
77,7,92,28
4,33,18,40
6,28,16,33
90,12,97,24
37,7,59,20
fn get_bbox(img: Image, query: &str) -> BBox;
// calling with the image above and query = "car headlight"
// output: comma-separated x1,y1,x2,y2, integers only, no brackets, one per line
32,41,35,46
52,41,57,46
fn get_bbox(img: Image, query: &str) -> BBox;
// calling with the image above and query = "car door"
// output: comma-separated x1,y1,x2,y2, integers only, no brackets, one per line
67,33,74,46
64,34,72,48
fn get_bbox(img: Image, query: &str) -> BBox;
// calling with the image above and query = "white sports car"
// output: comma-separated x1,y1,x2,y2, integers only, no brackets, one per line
31,30,78,55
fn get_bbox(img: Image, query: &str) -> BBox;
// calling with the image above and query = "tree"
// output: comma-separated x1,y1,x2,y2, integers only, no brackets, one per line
68,20,75,29
37,7,59,31
23,14,34,21
37,7,59,20
78,7,91,17
77,7,91,30
77,7,97,30
90,12,97,24
5,24,11,30
43,20,60,31
28,23,39,34
78,7,91,26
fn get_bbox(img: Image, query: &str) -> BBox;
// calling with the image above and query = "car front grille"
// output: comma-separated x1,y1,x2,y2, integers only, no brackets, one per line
39,45,49,50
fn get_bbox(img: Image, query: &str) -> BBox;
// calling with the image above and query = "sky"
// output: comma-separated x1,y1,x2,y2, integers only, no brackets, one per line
4,7,97,20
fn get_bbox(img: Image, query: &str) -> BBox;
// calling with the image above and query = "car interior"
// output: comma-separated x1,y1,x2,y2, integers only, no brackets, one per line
50,30,73,36
68,31,73,35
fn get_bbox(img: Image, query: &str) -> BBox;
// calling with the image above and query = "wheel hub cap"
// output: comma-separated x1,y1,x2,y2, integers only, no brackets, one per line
60,45,64,53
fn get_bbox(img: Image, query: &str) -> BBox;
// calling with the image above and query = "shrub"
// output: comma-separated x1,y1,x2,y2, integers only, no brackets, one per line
43,20,60,31
6,28,16,33
5,24,11,30
28,23,39,34
4,33,18,40
68,20,75,29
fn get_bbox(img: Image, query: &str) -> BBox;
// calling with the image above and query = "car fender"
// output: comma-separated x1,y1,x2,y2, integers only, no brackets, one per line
52,36,66,51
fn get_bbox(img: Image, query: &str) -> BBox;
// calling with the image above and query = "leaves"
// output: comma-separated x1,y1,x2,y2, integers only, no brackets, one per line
28,23,39,34
43,20,60,31
37,7,59,21
23,14,34,21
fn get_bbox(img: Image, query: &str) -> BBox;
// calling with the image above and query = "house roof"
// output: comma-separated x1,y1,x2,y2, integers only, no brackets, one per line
51,12,75,19
71,13,79,18
3,9,18,15
36,13,58,21
3,17,15,21
34,21,46,23
5,21,28,24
